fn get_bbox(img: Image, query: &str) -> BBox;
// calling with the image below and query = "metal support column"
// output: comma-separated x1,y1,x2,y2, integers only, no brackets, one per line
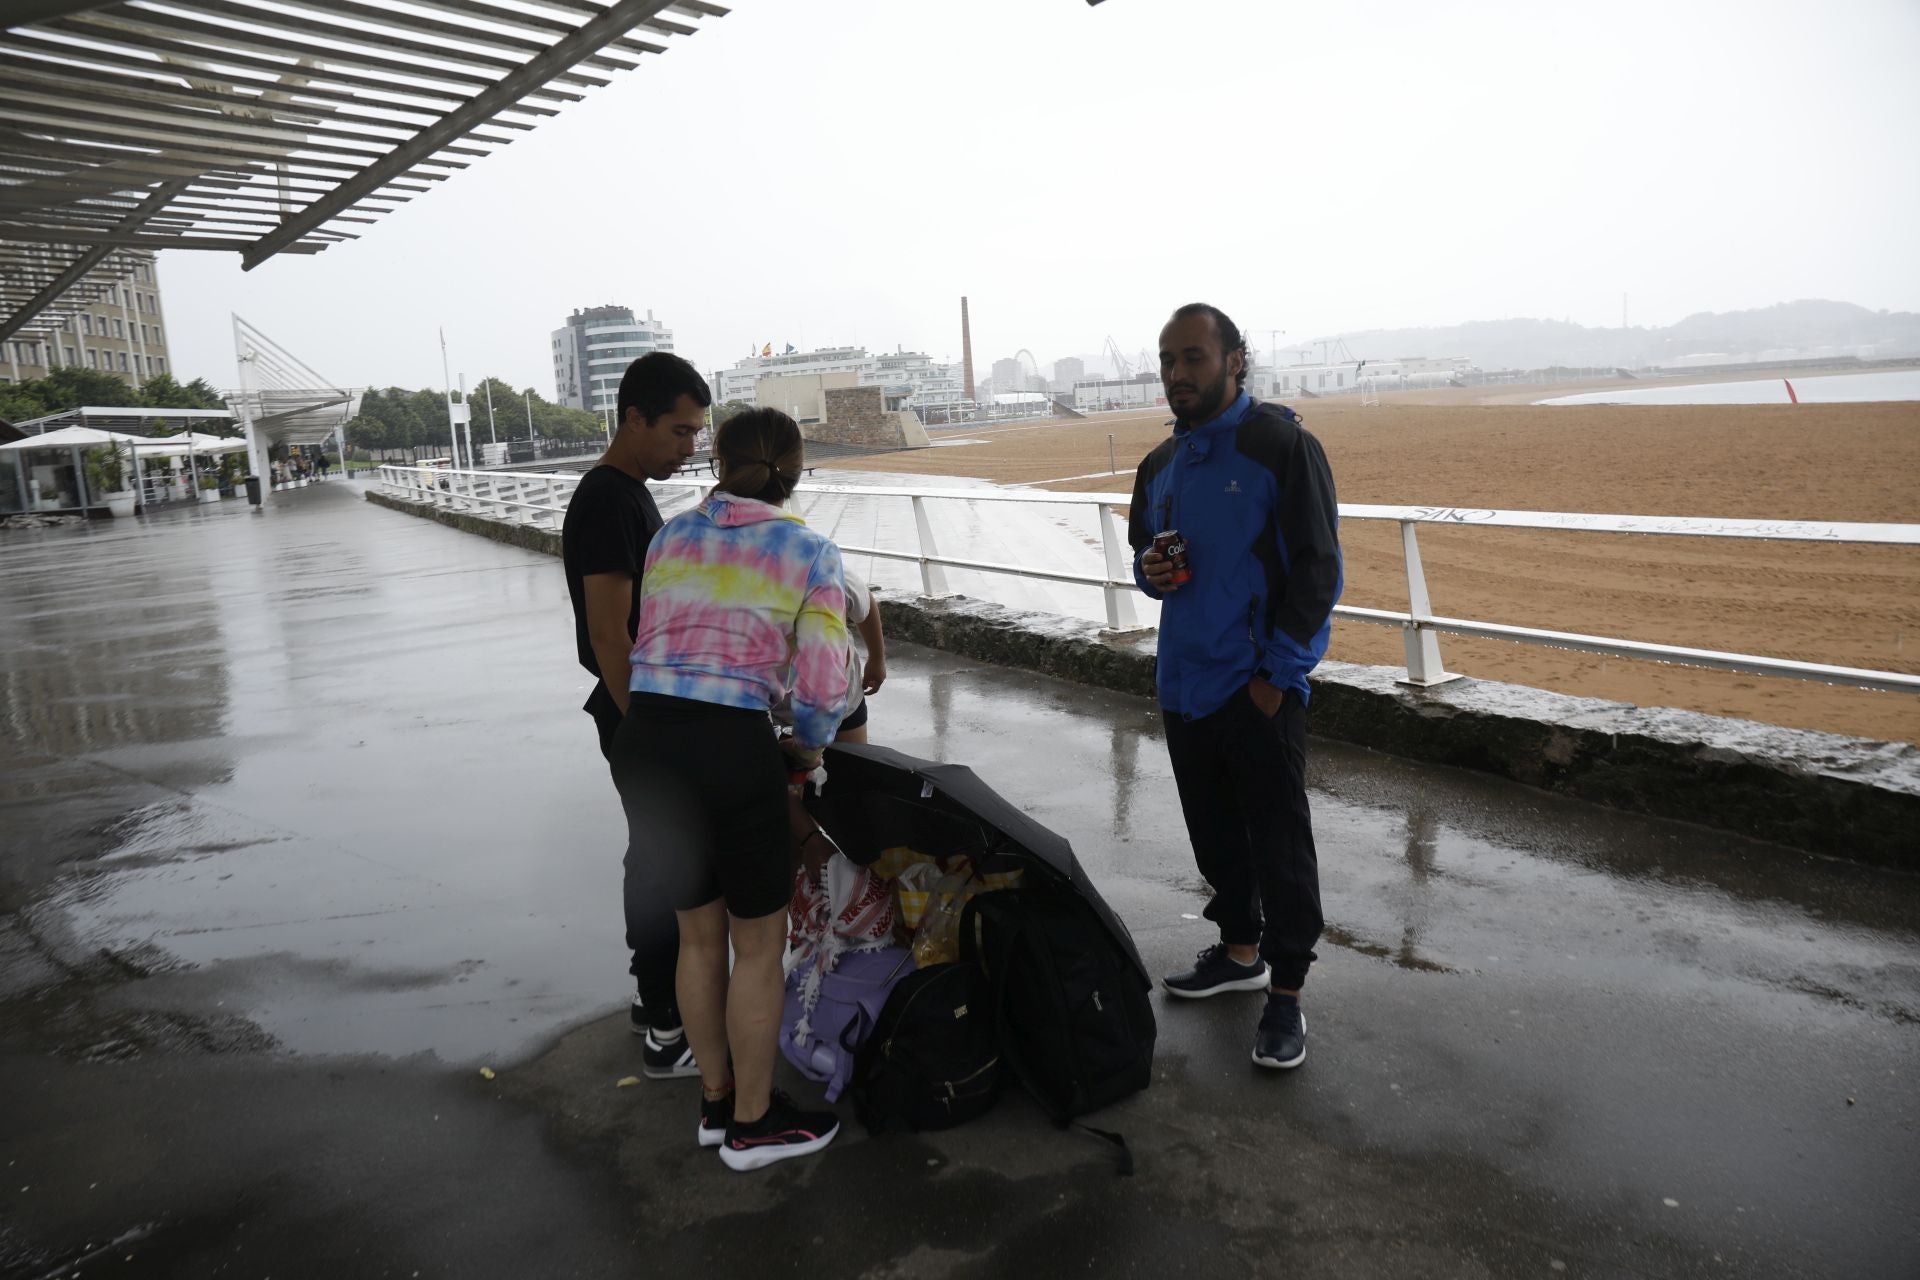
1096,503,1139,631
1396,521,1462,687
910,496,952,597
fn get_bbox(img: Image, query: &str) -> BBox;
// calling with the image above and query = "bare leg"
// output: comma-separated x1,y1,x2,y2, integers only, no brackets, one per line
834,723,869,745
726,908,790,1124
674,899,732,1096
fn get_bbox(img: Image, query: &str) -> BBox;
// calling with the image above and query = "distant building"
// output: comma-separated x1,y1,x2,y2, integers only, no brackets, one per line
1259,355,1471,397
864,349,971,423
550,305,674,415
991,356,1025,392
1049,356,1084,393
713,346,971,423
2,250,173,387
1073,371,1166,411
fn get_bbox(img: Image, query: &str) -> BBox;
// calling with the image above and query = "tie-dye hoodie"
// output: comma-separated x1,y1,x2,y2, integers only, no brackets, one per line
628,491,850,751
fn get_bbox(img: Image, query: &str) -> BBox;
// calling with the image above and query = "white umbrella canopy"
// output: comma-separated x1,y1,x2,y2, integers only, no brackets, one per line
0,424,144,451
125,432,247,457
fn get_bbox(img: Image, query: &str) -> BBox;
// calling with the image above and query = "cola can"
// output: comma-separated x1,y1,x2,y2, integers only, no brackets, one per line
1151,529,1192,585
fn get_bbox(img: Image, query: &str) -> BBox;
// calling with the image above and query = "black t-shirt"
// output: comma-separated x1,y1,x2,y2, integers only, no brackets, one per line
561,465,663,714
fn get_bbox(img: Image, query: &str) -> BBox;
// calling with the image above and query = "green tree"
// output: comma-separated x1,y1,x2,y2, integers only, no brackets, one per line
138,372,224,410
0,383,47,425
33,366,140,412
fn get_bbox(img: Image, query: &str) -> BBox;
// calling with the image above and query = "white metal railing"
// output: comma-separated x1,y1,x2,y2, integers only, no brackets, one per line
375,465,1920,696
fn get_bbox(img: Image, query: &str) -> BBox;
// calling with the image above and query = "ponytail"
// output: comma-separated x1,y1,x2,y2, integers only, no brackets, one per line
714,408,803,504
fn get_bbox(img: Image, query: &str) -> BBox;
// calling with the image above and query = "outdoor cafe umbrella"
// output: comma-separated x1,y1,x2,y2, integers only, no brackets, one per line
127,430,247,494
126,432,247,456
0,424,144,451
0,425,145,507
813,740,1150,984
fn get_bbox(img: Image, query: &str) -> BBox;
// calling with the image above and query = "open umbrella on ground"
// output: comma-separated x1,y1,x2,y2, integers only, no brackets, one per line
815,741,1149,983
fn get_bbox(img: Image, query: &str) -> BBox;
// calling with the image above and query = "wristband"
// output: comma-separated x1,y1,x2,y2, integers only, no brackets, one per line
787,769,811,785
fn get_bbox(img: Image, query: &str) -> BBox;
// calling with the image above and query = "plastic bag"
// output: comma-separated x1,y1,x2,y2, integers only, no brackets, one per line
912,863,982,968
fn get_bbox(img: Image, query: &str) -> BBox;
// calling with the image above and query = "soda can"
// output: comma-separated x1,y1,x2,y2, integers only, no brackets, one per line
1151,529,1193,585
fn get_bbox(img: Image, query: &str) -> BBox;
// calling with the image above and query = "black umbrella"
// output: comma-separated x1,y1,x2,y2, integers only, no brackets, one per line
817,741,1148,985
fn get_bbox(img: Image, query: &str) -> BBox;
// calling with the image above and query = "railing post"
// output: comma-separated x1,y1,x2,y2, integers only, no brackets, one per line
1097,502,1140,630
544,477,558,528
1398,520,1461,687
910,495,952,597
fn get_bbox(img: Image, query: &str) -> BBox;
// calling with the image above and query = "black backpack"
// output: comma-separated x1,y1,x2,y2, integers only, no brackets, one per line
961,884,1156,1170
847,962,1003,1134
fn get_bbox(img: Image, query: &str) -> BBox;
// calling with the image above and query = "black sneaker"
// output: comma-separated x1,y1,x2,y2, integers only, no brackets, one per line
1163,943,1271,999
697,1091,733,1149
642,1022,699,1080
1252,994,1306,1070
719,1089,839,1172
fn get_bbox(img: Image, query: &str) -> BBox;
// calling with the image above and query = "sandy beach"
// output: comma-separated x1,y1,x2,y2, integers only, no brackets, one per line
837,391,1920,744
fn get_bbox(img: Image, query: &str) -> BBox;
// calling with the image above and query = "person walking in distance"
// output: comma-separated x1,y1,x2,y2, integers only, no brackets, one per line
1129,302,1342,1070
562,352,708,1078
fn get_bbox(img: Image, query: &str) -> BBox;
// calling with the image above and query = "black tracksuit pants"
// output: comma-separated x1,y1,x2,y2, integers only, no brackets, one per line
594,694,679,1028
1163,685,1323,990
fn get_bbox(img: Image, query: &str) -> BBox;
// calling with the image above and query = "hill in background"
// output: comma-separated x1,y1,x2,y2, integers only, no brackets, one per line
1324,300,1920,371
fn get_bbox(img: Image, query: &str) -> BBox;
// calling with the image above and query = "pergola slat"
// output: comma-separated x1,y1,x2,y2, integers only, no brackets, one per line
0,0,730,343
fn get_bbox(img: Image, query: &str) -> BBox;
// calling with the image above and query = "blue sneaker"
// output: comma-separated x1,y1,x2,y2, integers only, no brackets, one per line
1163,943,1270,999
1252,994,1306,1070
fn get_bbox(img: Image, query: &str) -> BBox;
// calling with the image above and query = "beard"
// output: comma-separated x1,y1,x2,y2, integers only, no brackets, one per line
1170,368,1235,427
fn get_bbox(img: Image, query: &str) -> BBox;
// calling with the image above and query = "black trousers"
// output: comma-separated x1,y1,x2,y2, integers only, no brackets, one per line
1163,685,1323,990
593,688,679,1026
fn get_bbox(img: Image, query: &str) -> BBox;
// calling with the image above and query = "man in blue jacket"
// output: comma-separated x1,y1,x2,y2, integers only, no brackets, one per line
1129,302,1342,1070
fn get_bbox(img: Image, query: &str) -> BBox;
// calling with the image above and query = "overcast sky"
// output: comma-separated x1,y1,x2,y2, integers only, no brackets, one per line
158,0,1920,395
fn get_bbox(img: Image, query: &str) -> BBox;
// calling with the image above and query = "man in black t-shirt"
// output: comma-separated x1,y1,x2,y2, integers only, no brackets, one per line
562,352,708,1078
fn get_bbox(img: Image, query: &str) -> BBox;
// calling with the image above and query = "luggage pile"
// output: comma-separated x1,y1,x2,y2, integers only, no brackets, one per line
778,743,1157,1167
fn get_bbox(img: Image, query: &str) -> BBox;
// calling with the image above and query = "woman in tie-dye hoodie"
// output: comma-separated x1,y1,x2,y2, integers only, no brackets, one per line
609,407,849,1171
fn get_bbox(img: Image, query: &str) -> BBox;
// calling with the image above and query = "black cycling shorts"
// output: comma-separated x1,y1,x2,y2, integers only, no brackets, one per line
609,692,790,919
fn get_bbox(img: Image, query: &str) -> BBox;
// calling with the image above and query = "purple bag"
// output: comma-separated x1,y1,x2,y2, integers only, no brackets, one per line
781,946,915,1101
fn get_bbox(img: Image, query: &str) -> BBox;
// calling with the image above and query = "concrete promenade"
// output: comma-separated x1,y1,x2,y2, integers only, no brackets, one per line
2,480,1916,1278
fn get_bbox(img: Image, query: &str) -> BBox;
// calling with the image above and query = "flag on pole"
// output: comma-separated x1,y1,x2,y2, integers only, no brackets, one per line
762,343,772,356
784,343,796,354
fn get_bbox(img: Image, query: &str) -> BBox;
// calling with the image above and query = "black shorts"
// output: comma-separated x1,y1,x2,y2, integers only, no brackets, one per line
839,698,869,732
609,692,790,919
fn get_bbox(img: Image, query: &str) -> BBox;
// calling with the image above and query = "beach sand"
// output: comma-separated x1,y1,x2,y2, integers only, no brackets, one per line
835,394,1920,744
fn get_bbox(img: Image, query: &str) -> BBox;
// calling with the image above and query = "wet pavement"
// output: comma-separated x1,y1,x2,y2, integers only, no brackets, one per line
2,480,1917,1279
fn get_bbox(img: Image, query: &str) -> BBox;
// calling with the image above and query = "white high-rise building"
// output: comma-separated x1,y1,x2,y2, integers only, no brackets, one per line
551,305,674,414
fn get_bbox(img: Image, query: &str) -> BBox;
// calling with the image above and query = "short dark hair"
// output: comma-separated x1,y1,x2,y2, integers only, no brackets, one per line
1170,302,1250,390
714,407,803,505
617,352,711,428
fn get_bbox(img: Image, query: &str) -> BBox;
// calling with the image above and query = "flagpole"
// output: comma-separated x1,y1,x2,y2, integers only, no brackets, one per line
439,328,460,468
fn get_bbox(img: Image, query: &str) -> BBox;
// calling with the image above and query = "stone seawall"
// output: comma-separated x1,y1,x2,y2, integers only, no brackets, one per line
366,488,1918,865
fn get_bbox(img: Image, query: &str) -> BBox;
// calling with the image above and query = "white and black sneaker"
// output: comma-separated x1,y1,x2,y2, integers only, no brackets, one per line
697,1091,733,1148
1163,943,1271,999
1251,993,1307,1070
642,1022,699,1080
718,1090,839,1172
